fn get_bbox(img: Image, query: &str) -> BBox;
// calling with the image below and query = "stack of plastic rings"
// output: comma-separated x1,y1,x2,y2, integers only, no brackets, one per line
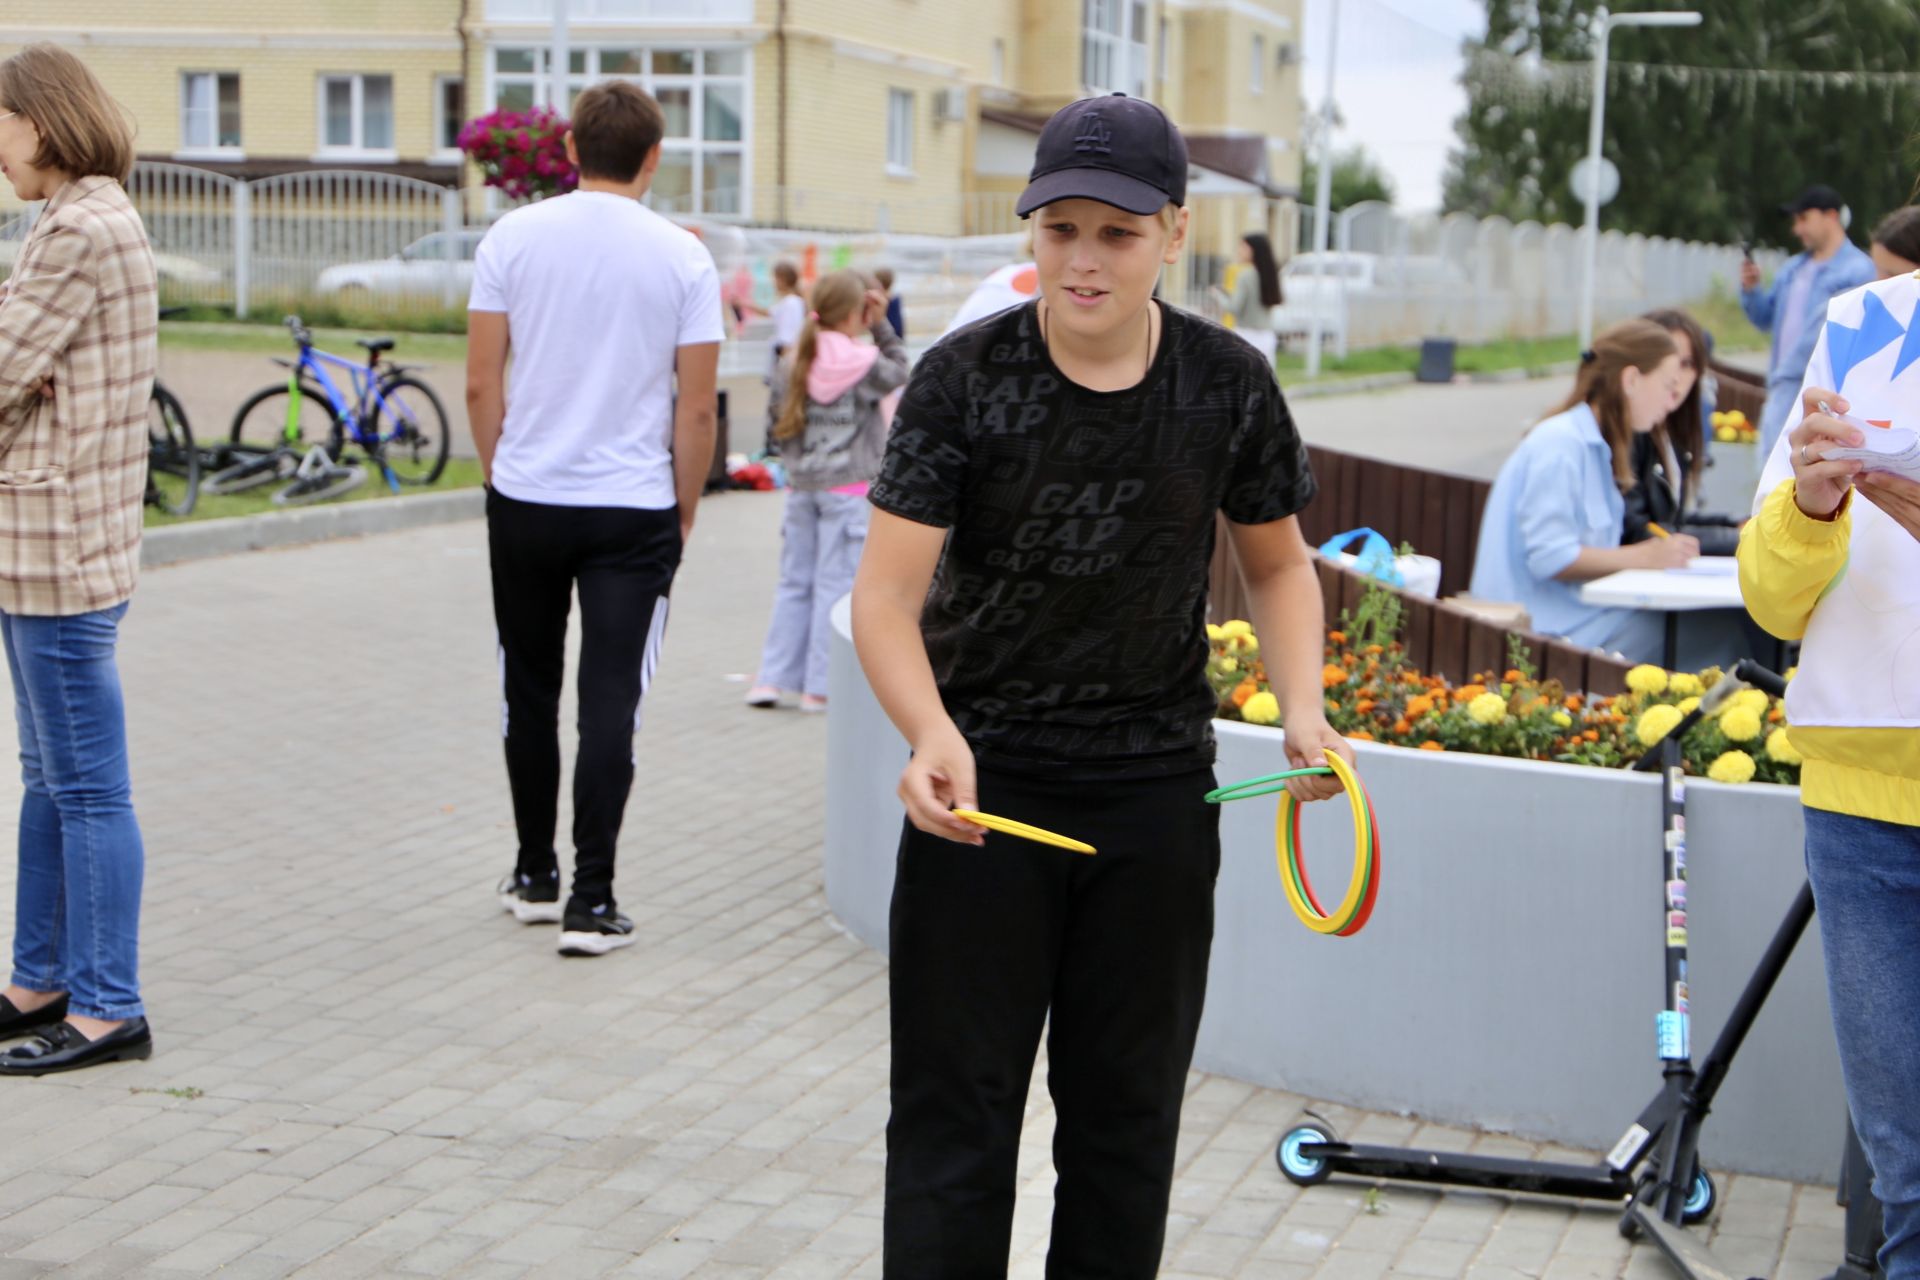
1204,753,1380,936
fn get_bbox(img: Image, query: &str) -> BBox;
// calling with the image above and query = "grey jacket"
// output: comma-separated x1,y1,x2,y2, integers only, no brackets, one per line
774,321,910,491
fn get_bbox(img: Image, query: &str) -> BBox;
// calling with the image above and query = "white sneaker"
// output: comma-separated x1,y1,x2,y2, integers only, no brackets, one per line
745,684,784,708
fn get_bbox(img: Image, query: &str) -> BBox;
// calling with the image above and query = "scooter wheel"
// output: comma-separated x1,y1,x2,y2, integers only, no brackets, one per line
1682,1169,1717,1224
1277,1124,1336,1187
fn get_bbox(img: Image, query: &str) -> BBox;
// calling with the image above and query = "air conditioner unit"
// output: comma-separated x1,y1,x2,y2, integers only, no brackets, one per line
1275,42,1300,68
934,87,969,123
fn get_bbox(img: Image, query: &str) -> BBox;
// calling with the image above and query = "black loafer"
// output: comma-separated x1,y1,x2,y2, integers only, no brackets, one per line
0,1017,152,1076
0,994,68,1039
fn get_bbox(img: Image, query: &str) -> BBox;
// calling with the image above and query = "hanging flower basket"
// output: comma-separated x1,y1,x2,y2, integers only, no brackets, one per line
457,108,577,201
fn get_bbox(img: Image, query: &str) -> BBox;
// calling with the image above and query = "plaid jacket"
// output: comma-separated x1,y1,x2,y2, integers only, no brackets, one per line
0,175,156,616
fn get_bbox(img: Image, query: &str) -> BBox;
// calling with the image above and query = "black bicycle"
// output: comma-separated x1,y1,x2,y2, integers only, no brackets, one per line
145,308,200,517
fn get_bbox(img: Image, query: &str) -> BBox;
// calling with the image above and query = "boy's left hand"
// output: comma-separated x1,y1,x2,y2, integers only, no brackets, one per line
1282,716,1357,803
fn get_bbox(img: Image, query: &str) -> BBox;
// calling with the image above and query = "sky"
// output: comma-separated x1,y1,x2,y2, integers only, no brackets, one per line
1296,0,1487,213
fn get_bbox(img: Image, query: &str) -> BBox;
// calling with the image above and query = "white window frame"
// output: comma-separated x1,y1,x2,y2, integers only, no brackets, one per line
886,88,914,177
1251,34,1265,95
314,73,397,161
1083,0,1147,97
177,71,242,159
432,74,465,162
483,44,752,217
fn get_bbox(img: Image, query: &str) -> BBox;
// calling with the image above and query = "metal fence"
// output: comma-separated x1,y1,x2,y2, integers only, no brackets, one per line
0,163,1780,349
1288,200,1788,353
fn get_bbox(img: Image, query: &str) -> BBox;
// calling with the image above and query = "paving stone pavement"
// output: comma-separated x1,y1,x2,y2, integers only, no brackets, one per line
0,493,1841,1278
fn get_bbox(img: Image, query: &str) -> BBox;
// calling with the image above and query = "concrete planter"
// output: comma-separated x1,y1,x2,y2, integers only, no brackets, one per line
823,597,1842,1182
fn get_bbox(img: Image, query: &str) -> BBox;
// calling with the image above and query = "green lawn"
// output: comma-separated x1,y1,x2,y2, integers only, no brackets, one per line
159,320,469,365
145,457,485,527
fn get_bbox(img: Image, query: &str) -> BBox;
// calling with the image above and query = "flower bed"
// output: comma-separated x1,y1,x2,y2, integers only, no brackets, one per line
458,108,577,201
1207,582,1800,786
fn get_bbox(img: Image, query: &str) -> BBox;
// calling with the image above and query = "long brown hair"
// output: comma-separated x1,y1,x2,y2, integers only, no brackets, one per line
1642,307,1709,504
1542,318,1677,491
0,44,135,182
773,270,866,442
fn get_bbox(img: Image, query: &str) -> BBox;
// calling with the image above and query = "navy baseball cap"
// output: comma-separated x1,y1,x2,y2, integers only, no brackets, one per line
1781,184,1845,214
1016,93,1188,219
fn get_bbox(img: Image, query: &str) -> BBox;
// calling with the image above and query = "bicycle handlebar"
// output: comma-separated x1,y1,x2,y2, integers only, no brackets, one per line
282,315,313,346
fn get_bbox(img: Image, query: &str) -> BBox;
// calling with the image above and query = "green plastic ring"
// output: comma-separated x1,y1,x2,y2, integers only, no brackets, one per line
1205,766,1336,804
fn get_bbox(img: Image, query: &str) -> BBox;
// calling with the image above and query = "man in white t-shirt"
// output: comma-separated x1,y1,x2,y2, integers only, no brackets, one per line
466,80,724,958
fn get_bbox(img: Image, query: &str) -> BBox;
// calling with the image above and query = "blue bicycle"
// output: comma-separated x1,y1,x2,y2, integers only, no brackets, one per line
207,316,449,505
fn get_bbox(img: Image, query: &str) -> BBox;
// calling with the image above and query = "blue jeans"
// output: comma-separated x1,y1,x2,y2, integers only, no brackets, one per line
1805,806,1920,1280
755,490,869,698
1760,379,1801,460
3,603,145,1022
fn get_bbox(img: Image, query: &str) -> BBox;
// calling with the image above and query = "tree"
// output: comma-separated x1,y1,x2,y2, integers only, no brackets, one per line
1300,144,1398,213
1443,0,1920,249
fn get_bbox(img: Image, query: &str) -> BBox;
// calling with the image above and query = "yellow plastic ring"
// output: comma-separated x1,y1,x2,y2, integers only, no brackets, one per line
1274,753,1376,935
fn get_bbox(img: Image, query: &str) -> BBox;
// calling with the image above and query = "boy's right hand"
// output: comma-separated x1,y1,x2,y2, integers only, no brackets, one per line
900,722,986,846
1739,261,1761,291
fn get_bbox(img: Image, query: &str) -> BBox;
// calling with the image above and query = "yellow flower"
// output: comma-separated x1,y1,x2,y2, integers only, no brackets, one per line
1720,706,1763,742
1726,689,1770,715
1784,665,1798,682
1668,672,1703,697
1677,697,1701,714
1766,728,1802,765
1206,623,1225,643
1636,704,1684,747
1220,619,1254,639
1707,750,1757,784
1550,711,1573,728
1213,657,1239,675
1626,665,1669,695
1468,692,1509,725
1240,691,1281,725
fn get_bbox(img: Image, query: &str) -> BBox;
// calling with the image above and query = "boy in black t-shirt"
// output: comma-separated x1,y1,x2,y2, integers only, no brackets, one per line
853,94,1352,1276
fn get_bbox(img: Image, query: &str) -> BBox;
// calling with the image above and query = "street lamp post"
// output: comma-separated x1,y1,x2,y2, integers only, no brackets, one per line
1577,7,1702,351
1304,0,1341,379
547,0,571,113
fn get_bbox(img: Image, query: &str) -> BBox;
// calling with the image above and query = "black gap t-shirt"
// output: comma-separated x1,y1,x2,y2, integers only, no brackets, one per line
869,301,1316,779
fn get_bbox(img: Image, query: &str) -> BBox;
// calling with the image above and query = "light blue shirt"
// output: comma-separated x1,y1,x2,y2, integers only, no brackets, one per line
1741,240,1876,390
1469,403,1650,653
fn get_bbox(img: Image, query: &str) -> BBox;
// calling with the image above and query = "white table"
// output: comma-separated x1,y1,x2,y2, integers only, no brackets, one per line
1579,557,1749,669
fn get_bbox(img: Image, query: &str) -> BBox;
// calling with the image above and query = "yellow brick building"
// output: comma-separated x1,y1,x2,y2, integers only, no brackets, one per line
2,0,1302,237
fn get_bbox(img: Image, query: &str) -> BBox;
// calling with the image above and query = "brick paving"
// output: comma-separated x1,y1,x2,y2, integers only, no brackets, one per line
0,494,1841,1277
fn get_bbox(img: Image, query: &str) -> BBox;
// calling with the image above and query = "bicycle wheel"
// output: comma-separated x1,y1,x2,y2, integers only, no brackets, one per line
366,374,450,485
231,382,335,452
145,384,200,517
272,463,366,508
204,447,294,495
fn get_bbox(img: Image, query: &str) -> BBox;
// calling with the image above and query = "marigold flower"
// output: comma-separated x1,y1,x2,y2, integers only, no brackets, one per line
1626,665,1669,695
1583,729,1600,743
1504,669,1525,683
1707,750,1757,784
1726,689,1770,715
1468,692,1509,725
1635,704,1684,747
1322,664,1348,687
1355,699,1376,714
1205,623,1225,643
1419,741,1445,751
1328,631,1347,645
1768,707,1784,723
1669,672,1704,697
1220,619,1254,639
1348,731,1375,742
1232,679,1258,707
1720,706,1763,742
1241,691,1281,725
1366,644,1385,656
1550,711,1573,728
1456,684,1486,701
1405,695,1434,719
1765,727,1802,765
1677,696,1700,714
1565,694,1584,711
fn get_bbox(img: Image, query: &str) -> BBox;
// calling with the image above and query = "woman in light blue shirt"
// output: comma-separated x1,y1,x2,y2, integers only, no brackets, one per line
1470,318,1697,662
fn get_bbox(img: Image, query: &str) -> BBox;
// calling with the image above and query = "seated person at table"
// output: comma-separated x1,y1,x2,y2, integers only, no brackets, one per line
1624,308,1743,555
1469,318,1696,663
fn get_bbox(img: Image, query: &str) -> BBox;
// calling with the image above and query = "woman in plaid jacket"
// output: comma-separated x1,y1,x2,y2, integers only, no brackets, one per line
0,44,158,1074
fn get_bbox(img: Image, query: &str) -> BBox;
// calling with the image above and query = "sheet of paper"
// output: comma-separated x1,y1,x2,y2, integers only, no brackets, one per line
1667,557,1739,576
1818,418,1920,482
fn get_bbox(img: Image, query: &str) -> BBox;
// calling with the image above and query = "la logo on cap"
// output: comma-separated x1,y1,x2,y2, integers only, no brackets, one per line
1073,112,1113,155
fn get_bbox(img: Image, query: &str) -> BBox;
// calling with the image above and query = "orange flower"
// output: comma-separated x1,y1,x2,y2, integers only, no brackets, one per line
1348,731,1375,742
1232,678,1258,708
1504,669,1525,683
1583,729,1600,743
1328,631,1347,645
1419,741,1445,751
1342,653,1359,669
1406,695,1434,719
1565,694,1584,711
1355,699,1376,714
1366,644,1385,656
1768,707,1784,723
1391,719,1412,736
1456,684,1486,701
1321,664,1347,688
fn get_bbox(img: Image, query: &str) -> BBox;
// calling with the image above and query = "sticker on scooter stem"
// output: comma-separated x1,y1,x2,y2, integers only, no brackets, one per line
1667,927,1688,948
1668,767,1687,804
1667,880,1687,910
1607,1123,1652,1171
1657,1010,1690,1061
1674,981,1690,1015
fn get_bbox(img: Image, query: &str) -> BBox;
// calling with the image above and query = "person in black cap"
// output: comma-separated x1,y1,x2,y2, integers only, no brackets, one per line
853,92,1352,1276
1740,184,1875,455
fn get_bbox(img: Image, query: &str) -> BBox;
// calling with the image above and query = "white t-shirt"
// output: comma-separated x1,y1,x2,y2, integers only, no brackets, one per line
771,293,806,350
469,191,724,509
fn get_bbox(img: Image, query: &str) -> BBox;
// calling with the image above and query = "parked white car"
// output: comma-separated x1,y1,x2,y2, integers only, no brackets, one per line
314,230,486,304
0,237,222,291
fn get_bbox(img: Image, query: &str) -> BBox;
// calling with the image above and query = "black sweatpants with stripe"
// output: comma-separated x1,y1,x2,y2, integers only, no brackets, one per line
486,489,681,914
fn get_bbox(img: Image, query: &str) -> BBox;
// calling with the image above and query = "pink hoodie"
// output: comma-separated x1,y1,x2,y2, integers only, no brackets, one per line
806,330,880,404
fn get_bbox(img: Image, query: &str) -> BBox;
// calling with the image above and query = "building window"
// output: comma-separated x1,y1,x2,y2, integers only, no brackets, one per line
180,72,241,152
488,45,749,215
1083,0,1147,97
434,76,465,156
886,89,914,174
1251,34,1265,94
318,74,395,154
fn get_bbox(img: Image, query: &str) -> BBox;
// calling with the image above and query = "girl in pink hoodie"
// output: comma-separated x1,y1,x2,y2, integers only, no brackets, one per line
747,271,910,711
